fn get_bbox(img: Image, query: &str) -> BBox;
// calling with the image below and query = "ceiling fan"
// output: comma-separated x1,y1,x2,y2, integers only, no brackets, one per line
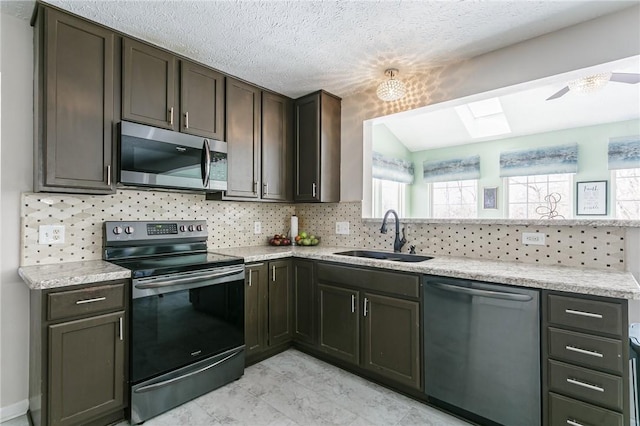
546,72,640,100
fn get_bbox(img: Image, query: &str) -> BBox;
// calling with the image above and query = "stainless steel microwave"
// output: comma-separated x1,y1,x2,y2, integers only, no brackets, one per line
119,121,227,192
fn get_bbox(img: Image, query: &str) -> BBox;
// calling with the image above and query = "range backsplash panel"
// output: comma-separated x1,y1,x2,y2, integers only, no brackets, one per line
22,193,626,271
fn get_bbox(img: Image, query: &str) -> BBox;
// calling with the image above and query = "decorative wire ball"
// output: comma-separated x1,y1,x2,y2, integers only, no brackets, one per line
536,193,565,219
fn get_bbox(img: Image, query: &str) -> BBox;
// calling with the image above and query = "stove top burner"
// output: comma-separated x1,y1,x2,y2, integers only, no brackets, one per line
103,220,243,277
109,252,243,278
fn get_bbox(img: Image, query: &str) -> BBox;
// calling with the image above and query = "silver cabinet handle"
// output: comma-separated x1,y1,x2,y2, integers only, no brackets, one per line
566,378,604,392
567,420,587,426
565,309,603,319
254,181,258,194
248,270,252,287
264,182,269,196
119,316,123,341
363,297,369,317
107,165,112,185
169,107,174,126
272,265,276,282
312,182,317,198
185,111,189,129
565,345,604,358
351,294,356,313
76,296,106,305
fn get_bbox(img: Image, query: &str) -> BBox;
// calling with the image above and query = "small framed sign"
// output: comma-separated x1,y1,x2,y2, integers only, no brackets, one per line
576,181,608,216
483,187,498,209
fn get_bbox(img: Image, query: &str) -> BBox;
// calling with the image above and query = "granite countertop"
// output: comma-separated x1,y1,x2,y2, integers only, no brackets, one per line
211,245,640,300
19,260,131,290
19,245,640,299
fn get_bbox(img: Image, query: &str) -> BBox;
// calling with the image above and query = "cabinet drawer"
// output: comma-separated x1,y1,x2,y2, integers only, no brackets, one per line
548,327,623,374
548,360,623,411
48,283,125,321
549,392,623,426
317,263,419,298
548,295,622,336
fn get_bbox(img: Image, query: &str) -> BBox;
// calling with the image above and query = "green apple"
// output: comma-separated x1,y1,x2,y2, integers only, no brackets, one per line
300,231,308,239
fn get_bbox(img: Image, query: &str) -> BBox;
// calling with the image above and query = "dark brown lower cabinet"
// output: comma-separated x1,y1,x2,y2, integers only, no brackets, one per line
49,312,125,426
245,263,268,358
268,260,293,346
318,283,360,365
29,280,128,426
316,262,421,391
245,260,292,364
293,259,315,346
362,293,420,389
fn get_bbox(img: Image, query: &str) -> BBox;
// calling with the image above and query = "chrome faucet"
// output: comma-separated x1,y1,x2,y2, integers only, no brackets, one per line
380,209,407,253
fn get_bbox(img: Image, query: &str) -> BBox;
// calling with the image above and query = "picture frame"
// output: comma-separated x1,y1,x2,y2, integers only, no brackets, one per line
483,187,498,209
576,181,608,216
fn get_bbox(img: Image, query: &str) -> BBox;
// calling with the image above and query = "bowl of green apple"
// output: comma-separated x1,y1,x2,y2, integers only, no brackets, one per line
294,231,319,246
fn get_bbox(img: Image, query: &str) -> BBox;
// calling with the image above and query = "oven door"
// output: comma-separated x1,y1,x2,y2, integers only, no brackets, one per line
120,120,227,191
130,264,244,384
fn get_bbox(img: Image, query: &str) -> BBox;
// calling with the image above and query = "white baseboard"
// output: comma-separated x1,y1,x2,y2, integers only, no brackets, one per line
0,399,28,423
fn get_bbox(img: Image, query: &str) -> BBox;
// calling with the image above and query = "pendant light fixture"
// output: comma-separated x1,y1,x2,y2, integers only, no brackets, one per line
567,72,612,94
377,69,406,102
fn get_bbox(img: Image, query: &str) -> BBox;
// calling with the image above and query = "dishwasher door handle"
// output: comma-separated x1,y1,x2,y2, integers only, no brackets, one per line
430,282,533,302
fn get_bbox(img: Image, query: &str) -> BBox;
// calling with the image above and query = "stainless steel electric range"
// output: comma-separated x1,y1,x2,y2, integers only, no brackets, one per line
103,220,245,424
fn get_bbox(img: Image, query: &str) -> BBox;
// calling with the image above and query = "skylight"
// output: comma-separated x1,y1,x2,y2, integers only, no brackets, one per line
454,97,512,139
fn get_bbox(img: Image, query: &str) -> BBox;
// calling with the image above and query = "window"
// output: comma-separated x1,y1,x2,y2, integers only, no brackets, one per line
614,168,640,219
432,180,477,218
372,178,405,217
507,173,573,219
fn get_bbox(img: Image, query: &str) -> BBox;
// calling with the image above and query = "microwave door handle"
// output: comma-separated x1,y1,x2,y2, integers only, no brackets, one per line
201,139,211,187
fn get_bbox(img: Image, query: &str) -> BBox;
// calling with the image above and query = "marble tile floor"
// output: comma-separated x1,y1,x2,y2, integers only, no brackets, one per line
3,349,472,426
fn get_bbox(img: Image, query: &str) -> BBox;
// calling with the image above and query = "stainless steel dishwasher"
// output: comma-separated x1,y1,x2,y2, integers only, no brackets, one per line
424,276,540,426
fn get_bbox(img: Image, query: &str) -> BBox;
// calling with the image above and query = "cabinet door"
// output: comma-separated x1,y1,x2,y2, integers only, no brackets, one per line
48,311,125,426
293,260,315,345
318,283,359,365
294,93,320,201
261,92,291,201
362,293,420,389
180,60,225,139
225,78,261,198
268,260,293,346
122,38,177,130
39,8,115,193
245,264,268,359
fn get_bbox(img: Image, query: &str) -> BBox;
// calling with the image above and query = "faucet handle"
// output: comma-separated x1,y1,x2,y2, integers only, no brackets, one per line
401,227,407,244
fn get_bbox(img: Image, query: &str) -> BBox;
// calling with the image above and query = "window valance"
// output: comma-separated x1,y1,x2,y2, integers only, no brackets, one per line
422,155,480,183
372,152,414,184
499,143,578,177
608,136,640,170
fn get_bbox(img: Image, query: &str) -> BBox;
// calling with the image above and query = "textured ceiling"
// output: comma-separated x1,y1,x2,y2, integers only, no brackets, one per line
1,0,637,98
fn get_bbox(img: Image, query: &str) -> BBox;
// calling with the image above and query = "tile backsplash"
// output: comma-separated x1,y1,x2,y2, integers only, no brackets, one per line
22,191,627,271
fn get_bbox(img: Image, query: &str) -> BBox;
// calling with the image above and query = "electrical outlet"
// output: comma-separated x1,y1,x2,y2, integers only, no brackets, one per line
335,222,350,235
39,225,65,244
254,222,261,234
522,232,545,246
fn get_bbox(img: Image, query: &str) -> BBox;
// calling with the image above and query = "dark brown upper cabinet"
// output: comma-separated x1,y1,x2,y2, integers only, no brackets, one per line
221,78,292,201
294,90,341,202
225,78,262,199
122,38,177,131
261,92,292,201
34,7,117,194
180,60,225,139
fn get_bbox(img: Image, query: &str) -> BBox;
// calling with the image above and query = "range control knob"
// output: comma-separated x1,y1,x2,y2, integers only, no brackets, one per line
188,225,195,232
124,226,134,235
112,226,123,235
196,225,204,232
179,225,187,232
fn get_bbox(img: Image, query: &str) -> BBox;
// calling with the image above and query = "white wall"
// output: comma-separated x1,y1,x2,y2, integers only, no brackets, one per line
0,12,33,421
340,5,640,201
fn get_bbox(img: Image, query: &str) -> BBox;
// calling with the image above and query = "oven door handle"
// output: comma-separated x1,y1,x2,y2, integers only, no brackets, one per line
134,348,243,393
134,268,243,290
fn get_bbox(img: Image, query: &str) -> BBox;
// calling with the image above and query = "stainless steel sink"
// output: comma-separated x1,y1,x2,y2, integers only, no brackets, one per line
334,250,433,263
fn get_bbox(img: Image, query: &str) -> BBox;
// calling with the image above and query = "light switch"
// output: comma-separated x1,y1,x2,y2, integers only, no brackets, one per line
335,222,350,235
254,222,261,234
